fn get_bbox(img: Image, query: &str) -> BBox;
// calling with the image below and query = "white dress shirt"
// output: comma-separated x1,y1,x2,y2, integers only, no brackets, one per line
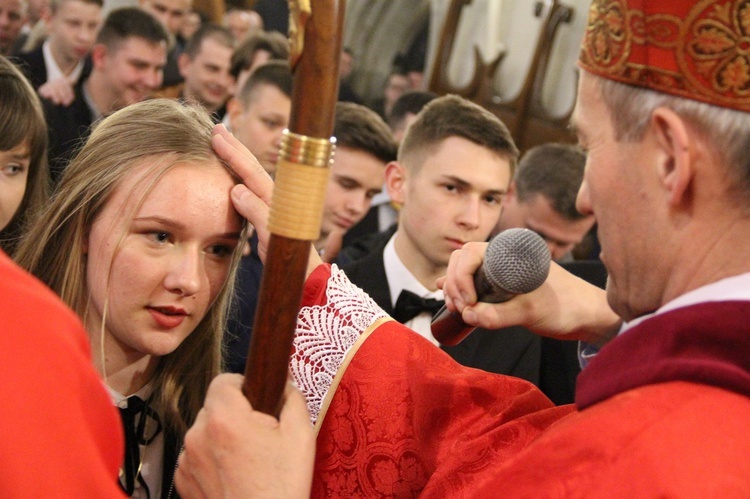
43,40,85,84
108,383,165,499
383,234,443,345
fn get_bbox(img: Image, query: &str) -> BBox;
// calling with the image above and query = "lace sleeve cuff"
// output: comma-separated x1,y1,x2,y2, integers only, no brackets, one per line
290,264,390,426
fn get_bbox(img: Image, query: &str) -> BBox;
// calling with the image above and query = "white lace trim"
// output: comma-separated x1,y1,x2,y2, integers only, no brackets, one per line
290,264,388,425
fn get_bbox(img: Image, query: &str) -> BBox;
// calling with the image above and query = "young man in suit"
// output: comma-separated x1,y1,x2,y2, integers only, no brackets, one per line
494,143,595,262
0,0,26,56
177,23,234,120
223,97,396,374
139,0,192,87
342,94,541,381
227,59,291,176
315,101,396,258
43,7,168,183
12,0,101,89
220,61,293,373
339,90,438,252
491,142,599,402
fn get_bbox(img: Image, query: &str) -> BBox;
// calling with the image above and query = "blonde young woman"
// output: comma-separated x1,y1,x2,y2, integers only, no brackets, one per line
15,99,248,498
0,56,49,256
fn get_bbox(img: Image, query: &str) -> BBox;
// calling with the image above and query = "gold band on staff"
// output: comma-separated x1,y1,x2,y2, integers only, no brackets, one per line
267,130,336,240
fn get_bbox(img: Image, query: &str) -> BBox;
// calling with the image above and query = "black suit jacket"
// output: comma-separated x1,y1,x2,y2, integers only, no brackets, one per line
223,233,264,374
43,79,95,184
12,48,93,89
341,243,541,384
11,47,46,88
539,260,609,405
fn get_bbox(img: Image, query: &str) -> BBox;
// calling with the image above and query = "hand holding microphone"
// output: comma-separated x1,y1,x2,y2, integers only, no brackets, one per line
431,228,551,346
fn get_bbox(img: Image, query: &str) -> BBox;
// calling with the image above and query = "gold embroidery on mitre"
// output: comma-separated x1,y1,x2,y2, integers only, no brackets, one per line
683,0,750,99
580,0,750,112
583,0,629,70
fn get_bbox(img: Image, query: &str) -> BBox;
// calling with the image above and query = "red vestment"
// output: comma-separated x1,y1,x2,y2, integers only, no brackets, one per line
0,251,124,497
295,265,750,497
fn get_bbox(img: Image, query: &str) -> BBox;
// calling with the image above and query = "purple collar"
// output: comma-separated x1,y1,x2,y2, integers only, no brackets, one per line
576,301,750,409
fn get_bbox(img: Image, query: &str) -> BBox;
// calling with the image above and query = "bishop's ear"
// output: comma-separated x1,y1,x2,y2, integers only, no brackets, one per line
650,106,693,207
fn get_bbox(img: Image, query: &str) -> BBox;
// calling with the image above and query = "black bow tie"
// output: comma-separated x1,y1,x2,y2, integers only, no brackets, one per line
118,395,162,498
392,289,445,323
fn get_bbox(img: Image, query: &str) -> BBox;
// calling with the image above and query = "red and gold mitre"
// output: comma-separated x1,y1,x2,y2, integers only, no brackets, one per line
579,0,750,112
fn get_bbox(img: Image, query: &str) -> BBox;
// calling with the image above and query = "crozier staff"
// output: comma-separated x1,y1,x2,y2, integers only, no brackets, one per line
242,0,346,417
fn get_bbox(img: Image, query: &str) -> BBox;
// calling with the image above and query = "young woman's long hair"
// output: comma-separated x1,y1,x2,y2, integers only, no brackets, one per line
15,99,247,435
0,56,49,256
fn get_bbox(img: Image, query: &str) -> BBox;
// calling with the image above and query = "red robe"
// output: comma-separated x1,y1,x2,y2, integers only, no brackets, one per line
294,265,750,497
0,251,124,497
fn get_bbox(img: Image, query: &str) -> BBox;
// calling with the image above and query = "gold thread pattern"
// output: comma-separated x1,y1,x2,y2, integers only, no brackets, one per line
580,0,750,111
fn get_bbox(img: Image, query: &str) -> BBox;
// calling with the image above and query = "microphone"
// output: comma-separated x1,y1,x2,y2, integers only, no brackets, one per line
431,228,551,346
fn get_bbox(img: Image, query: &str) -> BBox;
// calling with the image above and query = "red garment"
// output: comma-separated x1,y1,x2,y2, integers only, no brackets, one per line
301,265,750,497
466,382,750,497
300,265,572,496
466,301,750,496
0,251,124,497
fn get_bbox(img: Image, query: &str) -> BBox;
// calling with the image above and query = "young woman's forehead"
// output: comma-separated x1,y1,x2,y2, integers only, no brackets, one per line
115,158,230,195
104,158,237,220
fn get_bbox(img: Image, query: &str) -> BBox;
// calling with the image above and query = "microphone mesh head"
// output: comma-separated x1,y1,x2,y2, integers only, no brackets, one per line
484,228,551,294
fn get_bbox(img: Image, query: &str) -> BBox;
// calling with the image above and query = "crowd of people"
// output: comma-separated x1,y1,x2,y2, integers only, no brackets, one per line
1,0,749,496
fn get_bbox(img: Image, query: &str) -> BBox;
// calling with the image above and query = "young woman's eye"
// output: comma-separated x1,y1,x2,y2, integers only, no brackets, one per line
148,231,170,244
